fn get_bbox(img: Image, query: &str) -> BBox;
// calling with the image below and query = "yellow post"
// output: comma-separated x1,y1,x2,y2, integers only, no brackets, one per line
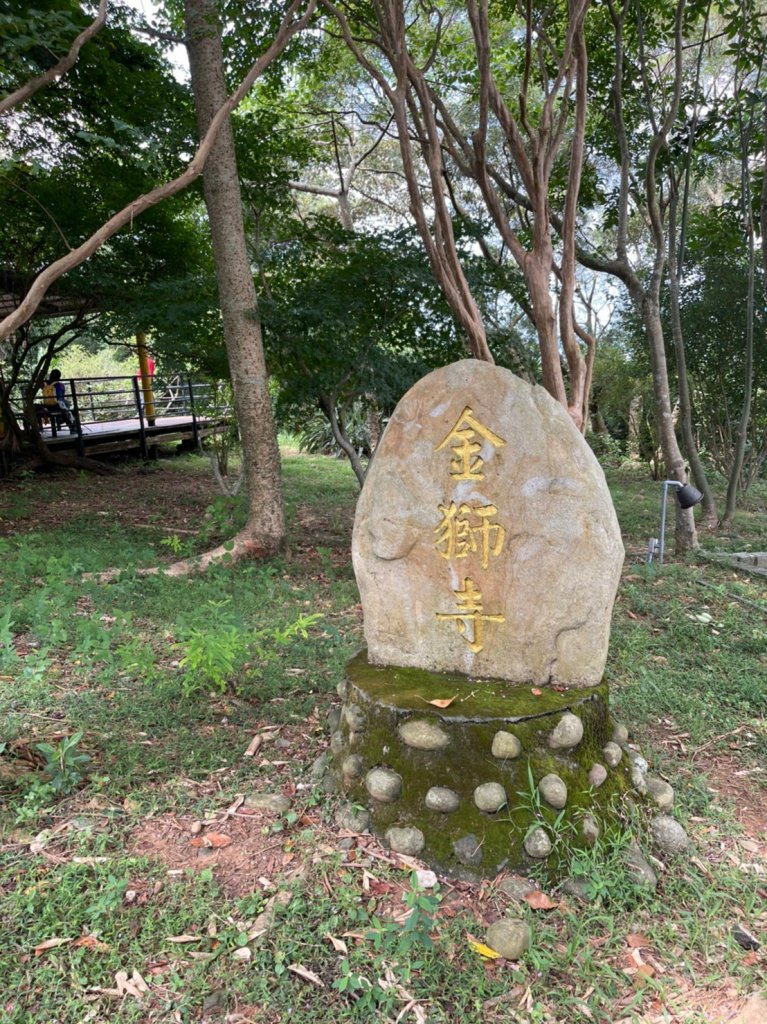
136,332,156,425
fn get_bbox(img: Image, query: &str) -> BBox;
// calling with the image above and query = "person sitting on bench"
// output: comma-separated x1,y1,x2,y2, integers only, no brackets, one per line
38,370,77,434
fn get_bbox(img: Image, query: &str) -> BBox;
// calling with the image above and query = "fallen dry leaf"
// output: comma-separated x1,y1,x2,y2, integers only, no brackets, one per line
524,890,558,911
166,934,202,944
530,688,542,696
467,936,501,959
72,935,110,952
627,933,651,948
115,969,149,999
288,963,325,987
189,832,232,849
325,934,348,954
34,937,74,956
426,695,457,708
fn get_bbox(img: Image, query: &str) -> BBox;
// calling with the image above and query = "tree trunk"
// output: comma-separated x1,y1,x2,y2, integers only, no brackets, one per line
632,286,698,552
184,0,285,559
667,194,717,524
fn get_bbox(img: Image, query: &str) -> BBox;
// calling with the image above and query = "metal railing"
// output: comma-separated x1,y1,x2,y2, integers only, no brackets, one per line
12,374,232,457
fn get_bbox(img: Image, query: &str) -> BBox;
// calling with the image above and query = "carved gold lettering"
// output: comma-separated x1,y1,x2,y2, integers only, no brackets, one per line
434,502,506,569
435,577,505,653
435,406,506,479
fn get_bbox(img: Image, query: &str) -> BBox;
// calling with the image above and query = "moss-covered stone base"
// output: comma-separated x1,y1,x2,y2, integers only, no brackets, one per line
333,650,637,880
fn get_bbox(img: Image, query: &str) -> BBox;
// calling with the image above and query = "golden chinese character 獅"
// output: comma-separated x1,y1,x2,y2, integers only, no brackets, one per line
435,577,505,653
434,502,506,569
435,406,506,480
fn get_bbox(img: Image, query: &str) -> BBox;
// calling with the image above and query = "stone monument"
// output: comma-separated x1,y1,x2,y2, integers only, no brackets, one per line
332,360,666,877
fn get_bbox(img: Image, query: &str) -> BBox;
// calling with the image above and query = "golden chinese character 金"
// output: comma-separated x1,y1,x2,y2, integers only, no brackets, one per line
435,406,506,480
434,502,506,569
435,577,505,653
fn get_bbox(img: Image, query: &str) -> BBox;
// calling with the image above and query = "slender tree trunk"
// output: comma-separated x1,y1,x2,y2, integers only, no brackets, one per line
667,192,717,523
630,284,698,552
184,0,285,560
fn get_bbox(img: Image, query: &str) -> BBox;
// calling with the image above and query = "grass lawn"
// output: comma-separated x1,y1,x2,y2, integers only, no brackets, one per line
0,452,765,1024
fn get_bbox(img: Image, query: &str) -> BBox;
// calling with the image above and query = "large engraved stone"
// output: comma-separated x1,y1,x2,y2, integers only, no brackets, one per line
352,360,624,686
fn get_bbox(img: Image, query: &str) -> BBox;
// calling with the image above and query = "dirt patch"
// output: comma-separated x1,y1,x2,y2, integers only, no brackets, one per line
130,808,321,901
641,719,767,842
0,462,218,540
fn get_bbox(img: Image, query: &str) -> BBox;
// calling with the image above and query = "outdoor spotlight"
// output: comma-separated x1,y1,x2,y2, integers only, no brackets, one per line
646,480,704,564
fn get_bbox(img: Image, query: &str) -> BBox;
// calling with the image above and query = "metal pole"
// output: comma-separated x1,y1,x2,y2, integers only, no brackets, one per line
133,376,149,459
658,482,670,564
69,379,85,457
187,375,200,451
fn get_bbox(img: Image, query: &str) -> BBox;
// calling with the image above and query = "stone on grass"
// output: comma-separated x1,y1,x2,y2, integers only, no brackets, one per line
327,707,341,733
310,751,331,781
335,804,371,834
453,834,483,866
352,360,624,687
646,777,675,811
538,773,568,809
343,704,366,732
425,786,461,813
602,742,622,768
398,718,449,751
485,918,531,961
588,764,608,789
336,680,348,700
330,730,345,755
623,841,658,890
561,877,593,903
474,782,507,813
498,875,536,901
631,768,647,794
581,815,600,845
386,826,425,856
365,767,402,803
650,815,689,856
342,754,365,782
244,793,292,815
524,827,552,859
491,730,522,759
612,722,629,745
549,713,583,750
416,869,439,889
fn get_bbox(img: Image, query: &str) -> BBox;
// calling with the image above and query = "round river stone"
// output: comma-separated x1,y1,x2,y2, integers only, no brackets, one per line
581,815,600,844
602,741,623,767
397,718,449,751
365,767,402,803
386,826,425,856
343,704,366,732
538,773,568,809
549,712,583,750
646,777,674,811
335,804,371,834
588,763,608,788
474,782,507,813
485,918,531,960
524,827,552,859
342,754,365,781
425,786,460,813
453,834,483,866
650,815,689,856
491,730,522,759
612,722,629,745
244,793,292,815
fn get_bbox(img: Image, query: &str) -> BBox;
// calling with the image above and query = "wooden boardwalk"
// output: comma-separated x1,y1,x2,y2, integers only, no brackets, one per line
29,414,224,457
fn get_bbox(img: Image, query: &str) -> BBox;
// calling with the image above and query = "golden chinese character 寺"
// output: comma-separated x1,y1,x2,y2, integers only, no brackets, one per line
435,577,505,653
435,406,506,480
434,502,506,569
